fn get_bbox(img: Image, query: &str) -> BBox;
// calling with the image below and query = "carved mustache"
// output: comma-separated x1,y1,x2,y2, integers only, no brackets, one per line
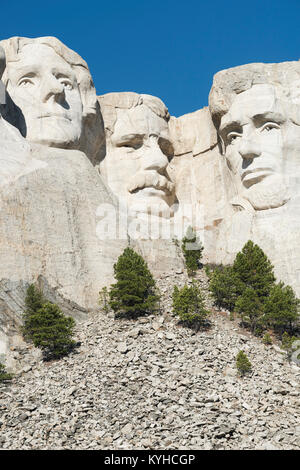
127,170,175,195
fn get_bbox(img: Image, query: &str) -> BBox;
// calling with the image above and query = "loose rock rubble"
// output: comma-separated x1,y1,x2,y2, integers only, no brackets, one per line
0,270,299,450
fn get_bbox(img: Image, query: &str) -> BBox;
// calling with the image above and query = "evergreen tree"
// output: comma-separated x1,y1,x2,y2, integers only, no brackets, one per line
181,226,204,277
262,333,273,345
281,332,300,362
0,363,13,383
109,247,160,318
22,284,76,360
263,282,299,334
235,287,265,333
236,350,252,376
99,287,110,314
232,240,275,298
208,265,241,311
23,284,45,339
172,281,209,329
28,302,76,360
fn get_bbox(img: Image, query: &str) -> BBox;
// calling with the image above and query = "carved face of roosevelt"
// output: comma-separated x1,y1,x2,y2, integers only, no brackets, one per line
5,43,83,148
219,84,300,210
100,104,175,215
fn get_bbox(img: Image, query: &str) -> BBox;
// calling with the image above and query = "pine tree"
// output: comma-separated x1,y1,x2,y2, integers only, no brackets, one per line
235,287,264,334
232,240,275,299
99,287,110,314
208,265,241,311
263,282,299,334
262,333,273,345
172,281,209,329
236,350,252,376
109,247,160,318
22,284,76,360
23,284,45,339
28,302,76,360
181,226,204,277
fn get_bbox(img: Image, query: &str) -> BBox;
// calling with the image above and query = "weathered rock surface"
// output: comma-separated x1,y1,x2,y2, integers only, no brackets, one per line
1,271,299,450
0,36,299,447
169,61,300,295
0,144,129,364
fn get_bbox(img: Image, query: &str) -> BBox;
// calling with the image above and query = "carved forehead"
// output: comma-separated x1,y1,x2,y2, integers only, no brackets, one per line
220,85,286,130
112,104,170,141
209,61,300,129
6,43,75,77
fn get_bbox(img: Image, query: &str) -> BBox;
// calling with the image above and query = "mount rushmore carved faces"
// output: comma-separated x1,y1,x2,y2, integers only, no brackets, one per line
0,37,101,157
99,92,176,216
209,63,300,211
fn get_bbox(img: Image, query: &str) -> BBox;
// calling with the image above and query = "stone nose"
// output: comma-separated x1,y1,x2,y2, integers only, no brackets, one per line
238,136,261,160
142,138,169,172
41,75,65,103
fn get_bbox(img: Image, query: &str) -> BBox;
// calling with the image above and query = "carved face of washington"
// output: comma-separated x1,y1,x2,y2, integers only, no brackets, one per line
4,43,83,148
100,94,176,215
219,84,300,210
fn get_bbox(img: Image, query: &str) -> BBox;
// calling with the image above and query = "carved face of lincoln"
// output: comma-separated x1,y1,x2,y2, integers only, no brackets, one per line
219,84,300,210
100,103,175,215
4,43,83,148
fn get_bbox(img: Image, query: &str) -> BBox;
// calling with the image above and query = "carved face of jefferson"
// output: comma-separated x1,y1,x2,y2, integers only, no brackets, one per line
219,84,300,210
5,43,83,148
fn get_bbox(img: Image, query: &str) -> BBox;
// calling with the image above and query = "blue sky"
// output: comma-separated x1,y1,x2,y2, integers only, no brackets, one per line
1,0,300,116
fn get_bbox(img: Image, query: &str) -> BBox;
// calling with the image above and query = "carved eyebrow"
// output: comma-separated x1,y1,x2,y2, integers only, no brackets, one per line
219,120,243,136
52,67,76,80
252,112,285,124
13,65,39,80
113,133,145,145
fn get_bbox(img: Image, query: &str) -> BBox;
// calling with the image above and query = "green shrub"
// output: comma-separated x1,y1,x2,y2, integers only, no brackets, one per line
23,284,45,339
27,302,76,360
181,226,204,277
236,350,252,376
208,241,298,338
99,286,110,314
263,282,299,334
23,285,76,360
0,363,13,383
281,331,300,361
172,281,209,329
109,247,160,319
232,240,275,299
262,333,273,345
209,265,241,311
235,287,265,333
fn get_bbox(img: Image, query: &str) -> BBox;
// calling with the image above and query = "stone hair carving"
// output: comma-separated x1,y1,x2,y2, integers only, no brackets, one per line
209,62,300,211
0,36,104,164
98,92,176,216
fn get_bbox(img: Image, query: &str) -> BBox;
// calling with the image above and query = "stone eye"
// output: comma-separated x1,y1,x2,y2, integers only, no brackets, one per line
19,78,34,87
60,79,73,90
117,138,143,150
227,133,241,145
261,123,280,132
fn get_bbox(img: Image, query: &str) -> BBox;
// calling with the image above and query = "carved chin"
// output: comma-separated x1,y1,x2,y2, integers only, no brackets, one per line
127,192,174,217
26,121,82,148
243,175,290,210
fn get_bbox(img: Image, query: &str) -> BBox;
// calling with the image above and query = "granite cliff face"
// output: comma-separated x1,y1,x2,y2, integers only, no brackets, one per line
0,36,299,365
